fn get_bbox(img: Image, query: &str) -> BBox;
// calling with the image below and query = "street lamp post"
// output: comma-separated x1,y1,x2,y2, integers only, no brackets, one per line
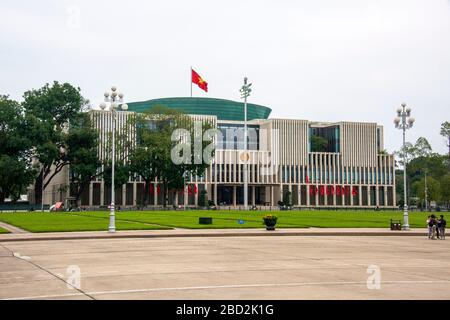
424,170,428,211
394,103,415,231
240,77,252,210
100,86,128,233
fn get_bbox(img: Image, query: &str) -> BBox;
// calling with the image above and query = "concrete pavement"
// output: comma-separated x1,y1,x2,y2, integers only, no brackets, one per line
0,227,428,242
0,222,28,234
1,232,449,300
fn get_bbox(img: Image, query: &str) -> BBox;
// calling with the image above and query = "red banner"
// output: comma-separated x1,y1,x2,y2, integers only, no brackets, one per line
310,185,358,196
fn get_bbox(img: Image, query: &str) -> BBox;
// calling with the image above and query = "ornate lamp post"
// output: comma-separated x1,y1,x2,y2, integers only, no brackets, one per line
240,77,252,210
394,103,415,230
100,86,128,233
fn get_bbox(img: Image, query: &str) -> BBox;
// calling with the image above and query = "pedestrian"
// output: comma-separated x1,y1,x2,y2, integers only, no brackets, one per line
427,215,432,239
438,215,446,240
429,215,437,240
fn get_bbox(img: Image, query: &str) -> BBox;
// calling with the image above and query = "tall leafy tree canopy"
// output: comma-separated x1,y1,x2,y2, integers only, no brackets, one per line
395,136,450,208
0,95,35,203
21,81,90,204
66,113,101,205
441,121,450,169
129,106,215,206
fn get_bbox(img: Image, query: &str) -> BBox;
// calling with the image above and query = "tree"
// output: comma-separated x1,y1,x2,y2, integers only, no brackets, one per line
22,82,89,204
66,114,101,206
413,137,432,158
0,155,35,203
0,95,35,203
395,137,432,167
411,176,441,207
283,190,293,207
198,190,208,207
395,169,405,206
407,154,447,184
395,142,415,167
440,121,450,169
440,174,450,207
102,162,131,192
310,135,328,152
129,106,215,207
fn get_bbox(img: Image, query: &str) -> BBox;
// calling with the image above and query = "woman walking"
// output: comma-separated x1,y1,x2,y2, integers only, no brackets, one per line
438,215,446,240
427,215,432,239
428,215,437,240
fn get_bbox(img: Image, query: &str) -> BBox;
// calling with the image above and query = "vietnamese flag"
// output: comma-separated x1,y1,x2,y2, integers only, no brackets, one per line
192,68,208,92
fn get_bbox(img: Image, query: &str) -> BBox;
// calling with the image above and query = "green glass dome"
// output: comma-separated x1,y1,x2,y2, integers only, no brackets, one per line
127,97,271,121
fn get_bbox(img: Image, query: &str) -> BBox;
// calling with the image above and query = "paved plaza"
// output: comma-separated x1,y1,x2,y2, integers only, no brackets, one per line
1,233,449,300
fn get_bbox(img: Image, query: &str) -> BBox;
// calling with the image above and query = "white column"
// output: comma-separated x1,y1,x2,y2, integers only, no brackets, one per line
122,184,126,207
100,181,105,206
252,186,256,206
133,182,137,206
194,183,199,206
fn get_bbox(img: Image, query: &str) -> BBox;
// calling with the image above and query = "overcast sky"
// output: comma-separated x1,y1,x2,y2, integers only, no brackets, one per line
1,0,449,154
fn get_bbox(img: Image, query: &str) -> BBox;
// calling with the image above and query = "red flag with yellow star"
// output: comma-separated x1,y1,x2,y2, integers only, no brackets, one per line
191,68,208,92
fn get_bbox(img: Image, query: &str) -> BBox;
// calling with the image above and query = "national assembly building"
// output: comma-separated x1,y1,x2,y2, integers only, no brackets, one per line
36,97,396,209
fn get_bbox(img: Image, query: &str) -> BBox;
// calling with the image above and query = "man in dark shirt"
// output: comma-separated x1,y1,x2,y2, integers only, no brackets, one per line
438,215,446,240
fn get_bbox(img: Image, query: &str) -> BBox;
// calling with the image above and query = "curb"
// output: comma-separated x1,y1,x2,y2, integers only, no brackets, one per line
0,231,426,242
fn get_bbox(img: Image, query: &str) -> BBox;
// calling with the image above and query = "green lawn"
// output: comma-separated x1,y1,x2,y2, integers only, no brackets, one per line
0,212,171,233
0,210,430,233
0,227,10,234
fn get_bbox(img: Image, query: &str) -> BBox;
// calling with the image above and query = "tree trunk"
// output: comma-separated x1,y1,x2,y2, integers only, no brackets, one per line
162,182,165,208
163,181,168,208
75,192,81,208
75,183,87,208
0,191,5,205
172,191,177,208
143,180,150,206
34,171,43,205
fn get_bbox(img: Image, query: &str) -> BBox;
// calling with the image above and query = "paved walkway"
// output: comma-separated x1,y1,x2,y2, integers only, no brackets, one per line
0,222,28,234
0,234,448,300
0,227,427,243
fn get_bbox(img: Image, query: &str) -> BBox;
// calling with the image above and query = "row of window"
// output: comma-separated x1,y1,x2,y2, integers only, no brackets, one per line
281,165,394,185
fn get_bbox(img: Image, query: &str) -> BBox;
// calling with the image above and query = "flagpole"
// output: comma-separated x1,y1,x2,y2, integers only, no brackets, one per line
190,66,193,97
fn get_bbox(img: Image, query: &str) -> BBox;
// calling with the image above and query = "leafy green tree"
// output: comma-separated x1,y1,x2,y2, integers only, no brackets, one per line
395,142,415,167
283,190,293,207
395,137,432,167
66,114,101,206
22,82,89,204
411,176,441,206
440,174,450,207
413,137,432,158
310,135,328,152
407,154,447,184
0,156,35,203
198,190,208,207
99,120,135,204
395,169,405,206
129,106,215,207
0,95,35,203
440,121,450,169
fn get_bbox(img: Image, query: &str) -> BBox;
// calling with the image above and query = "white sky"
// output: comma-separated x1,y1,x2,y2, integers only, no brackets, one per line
1,0,449,154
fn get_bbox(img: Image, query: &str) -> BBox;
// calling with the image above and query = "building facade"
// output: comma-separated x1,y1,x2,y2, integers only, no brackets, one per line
40,97,396,208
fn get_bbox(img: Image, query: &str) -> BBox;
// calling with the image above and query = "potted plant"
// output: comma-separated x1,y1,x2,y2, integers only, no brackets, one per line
263,214,278,231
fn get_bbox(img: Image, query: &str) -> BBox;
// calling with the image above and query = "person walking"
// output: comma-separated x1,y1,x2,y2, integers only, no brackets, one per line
438,215,446,240
427,215,432,239
429,215,437,240
436,215,441,239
